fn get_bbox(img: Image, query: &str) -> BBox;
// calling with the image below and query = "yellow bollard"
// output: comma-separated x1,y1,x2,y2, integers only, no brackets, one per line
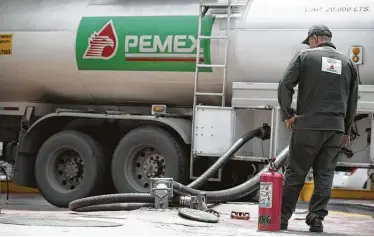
299,180,374,201
299,181,314,202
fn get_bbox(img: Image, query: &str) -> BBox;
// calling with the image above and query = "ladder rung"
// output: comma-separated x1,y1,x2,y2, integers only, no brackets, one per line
201,3,230,7
196,92,224,96
199,35,227,40
201,2,246,8
197,64,225,68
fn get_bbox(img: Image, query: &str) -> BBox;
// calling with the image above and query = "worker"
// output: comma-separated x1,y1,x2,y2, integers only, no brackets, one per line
277,25,359,232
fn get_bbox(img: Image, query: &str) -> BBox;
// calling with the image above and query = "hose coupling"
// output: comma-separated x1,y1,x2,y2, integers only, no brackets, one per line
179,193,208,211
258,123,271,140
150,178,174,210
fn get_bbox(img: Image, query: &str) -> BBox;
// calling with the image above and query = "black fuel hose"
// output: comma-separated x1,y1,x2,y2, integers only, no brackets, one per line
172,145,289,202
72,203,154,212
69,193,154,211
186,124,270,189
69,146,288,212
69,125,268,211
69,124,280,212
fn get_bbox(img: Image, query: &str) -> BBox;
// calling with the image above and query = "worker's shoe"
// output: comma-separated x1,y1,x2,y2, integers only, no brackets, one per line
309,218,323,232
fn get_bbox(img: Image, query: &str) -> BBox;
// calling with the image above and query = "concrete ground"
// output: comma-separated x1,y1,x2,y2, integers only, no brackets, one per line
0,194,373,236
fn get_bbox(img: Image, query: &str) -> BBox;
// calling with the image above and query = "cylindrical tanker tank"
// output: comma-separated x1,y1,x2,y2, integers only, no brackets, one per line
230,0,374,87
0,0,373,107
2,0,374,209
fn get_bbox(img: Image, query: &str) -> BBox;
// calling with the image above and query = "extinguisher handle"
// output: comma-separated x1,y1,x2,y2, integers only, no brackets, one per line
269,157,276,172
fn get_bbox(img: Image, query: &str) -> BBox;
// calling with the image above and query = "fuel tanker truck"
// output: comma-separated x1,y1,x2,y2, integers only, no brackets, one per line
0,0,374,207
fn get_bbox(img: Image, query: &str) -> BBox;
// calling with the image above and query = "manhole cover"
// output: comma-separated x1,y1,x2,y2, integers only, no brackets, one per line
0,216,122,227
178,208,219,223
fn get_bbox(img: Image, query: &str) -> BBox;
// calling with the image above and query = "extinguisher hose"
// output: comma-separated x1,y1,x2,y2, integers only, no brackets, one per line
68,125,288,212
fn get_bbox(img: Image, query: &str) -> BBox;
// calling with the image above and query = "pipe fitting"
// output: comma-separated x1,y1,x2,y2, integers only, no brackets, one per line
178,195,207,210
257,123,271,140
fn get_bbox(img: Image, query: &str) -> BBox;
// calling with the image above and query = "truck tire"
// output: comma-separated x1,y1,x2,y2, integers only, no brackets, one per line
35,130,106,207
111,126,186,193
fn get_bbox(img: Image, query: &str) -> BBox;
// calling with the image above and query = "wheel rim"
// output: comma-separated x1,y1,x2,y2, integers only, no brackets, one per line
125,145,166,191
48,148,85,192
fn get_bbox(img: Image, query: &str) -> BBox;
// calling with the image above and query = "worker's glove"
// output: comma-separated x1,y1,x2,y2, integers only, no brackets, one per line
342,135,350,147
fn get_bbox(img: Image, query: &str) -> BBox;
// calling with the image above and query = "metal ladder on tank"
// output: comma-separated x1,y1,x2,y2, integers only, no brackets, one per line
193,0,234,107
190,0,243,181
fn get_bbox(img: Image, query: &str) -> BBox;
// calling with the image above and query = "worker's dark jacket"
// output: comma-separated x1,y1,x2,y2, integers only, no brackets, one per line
277,42,359,135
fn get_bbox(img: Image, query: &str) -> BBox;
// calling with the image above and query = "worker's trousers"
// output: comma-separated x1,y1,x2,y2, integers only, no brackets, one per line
281,129,343,226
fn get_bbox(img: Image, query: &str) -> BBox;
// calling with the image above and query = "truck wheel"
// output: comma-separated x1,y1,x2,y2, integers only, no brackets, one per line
111,126,186,193
35,130,106,207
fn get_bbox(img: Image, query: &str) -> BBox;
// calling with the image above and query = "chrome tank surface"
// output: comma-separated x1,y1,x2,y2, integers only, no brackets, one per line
230,0,374,88
0,0,373,106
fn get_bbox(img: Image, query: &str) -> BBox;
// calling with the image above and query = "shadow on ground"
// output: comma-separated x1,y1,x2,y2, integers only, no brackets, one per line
282,229,350,236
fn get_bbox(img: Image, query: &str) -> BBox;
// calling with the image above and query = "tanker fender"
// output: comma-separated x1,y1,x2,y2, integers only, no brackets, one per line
13,111,192,188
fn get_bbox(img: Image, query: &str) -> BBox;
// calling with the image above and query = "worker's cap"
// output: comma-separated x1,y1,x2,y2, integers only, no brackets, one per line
302,25,332,45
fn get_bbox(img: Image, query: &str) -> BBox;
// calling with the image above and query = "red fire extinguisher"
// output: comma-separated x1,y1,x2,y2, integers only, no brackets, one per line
258,158,283,232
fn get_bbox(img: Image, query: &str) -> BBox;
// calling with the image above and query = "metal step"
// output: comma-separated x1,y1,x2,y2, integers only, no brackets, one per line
199,35,228,40
195,92,224,96
197,64,225,68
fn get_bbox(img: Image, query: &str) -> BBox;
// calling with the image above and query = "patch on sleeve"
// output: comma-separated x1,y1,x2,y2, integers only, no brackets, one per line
321,57,342,75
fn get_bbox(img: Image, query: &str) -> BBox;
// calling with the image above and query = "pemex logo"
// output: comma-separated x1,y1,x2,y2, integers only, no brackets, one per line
83,20,118,60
